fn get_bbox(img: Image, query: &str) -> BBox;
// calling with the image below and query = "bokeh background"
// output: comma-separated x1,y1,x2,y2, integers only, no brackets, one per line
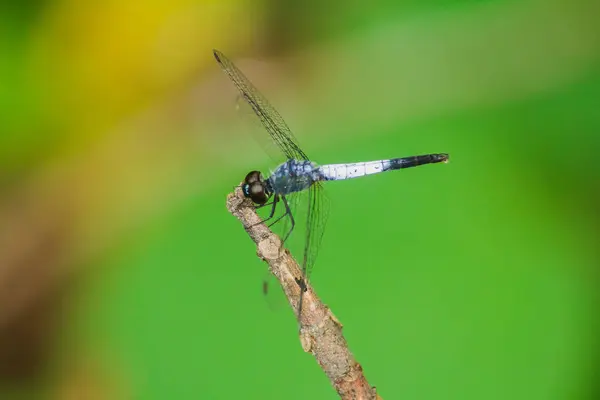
1,0,599,399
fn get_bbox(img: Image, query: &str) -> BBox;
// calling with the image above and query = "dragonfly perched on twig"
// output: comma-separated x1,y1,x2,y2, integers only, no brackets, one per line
214,49,449,323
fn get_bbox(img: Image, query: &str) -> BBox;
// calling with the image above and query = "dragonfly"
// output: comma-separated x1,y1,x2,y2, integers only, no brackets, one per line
214,49,449,322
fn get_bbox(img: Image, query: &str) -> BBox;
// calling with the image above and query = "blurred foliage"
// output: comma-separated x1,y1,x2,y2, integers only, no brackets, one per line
0,0,599,399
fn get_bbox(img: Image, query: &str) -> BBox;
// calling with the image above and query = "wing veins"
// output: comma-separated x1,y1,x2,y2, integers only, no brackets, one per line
214,50,309,161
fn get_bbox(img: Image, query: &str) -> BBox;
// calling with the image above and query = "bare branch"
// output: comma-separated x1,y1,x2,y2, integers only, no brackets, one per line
226,188,380,400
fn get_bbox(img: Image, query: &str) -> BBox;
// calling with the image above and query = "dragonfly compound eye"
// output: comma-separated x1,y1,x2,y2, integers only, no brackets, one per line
244,170,263,185
247,181,268,204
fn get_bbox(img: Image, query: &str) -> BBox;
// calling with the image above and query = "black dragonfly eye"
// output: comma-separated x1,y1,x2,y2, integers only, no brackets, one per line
244,171,262,185
242,170,269,205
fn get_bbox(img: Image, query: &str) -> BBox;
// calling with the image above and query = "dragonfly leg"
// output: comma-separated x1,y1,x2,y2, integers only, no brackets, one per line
249,195,279,228
255,197,276,210
280,196,295,244
265,194,293,229
266,212,288,229
260,195,279,221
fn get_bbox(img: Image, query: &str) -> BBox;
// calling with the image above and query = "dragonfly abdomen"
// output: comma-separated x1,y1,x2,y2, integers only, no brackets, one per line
318,153,448,181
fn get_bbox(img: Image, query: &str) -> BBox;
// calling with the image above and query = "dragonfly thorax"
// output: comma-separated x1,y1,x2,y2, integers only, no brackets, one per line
267,159,320,195
242,170,273,205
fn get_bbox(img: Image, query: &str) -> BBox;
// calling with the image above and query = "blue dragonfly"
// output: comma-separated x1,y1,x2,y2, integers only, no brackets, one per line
214,49,449,321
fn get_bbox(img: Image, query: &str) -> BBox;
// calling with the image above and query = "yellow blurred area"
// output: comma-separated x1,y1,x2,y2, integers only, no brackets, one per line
25,0,255,146
2,1,260,398
1,0,266,270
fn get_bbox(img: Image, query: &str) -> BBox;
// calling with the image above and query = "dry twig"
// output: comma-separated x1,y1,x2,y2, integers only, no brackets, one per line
226,187,380,400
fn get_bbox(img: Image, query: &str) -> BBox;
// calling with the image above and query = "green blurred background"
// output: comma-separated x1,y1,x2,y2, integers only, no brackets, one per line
1,0,599,399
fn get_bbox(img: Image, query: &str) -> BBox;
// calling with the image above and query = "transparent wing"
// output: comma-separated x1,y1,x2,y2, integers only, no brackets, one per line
257,185,329,299
293,182,329,319
257,191,302,307
214,49,309,161
302,182,329,284
234,95,289,165
215,49,329,319
262,271,286,312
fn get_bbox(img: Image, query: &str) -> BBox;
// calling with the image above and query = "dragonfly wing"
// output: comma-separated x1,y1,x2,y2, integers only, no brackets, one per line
214,50,309,161
263,185,329,317
262,270,287,312
302,182,330,285
258,190,303,306
234,95,289,165
293,182,330,320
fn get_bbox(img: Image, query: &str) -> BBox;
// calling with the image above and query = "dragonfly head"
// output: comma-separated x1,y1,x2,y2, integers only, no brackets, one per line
242,171,271,205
